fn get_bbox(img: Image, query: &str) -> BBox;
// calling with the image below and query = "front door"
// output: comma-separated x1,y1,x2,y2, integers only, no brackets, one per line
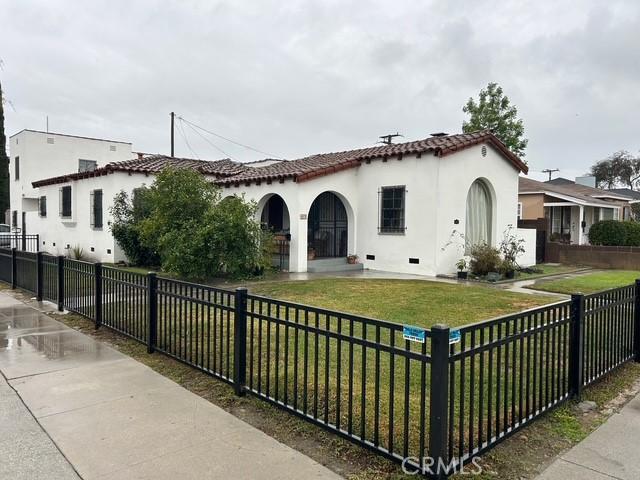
307,192,348,258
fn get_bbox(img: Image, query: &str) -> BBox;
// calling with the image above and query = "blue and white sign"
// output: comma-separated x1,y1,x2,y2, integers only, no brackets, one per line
449,329,461,345
403,325,426,344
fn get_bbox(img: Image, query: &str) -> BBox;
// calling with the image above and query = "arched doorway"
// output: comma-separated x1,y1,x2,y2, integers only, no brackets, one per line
308,192,348,258
465,179,493,250
260,194,290,234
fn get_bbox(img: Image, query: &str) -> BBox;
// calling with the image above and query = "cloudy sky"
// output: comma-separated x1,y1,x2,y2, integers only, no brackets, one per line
2,0,639,180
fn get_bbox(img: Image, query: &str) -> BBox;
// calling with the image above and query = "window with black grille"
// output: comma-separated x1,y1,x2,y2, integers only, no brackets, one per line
39,196,47,217
60,186,72,218
14,156,20,180
379,186,406,234
90,189,103,229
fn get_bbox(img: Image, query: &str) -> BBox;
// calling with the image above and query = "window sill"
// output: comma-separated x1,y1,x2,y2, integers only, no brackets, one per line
378,231,406,236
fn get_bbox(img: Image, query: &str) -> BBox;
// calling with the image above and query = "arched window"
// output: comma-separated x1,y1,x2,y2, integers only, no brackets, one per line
465,179,492,249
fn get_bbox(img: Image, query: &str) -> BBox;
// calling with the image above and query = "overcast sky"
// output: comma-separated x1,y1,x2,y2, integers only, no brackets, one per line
2,0,639,181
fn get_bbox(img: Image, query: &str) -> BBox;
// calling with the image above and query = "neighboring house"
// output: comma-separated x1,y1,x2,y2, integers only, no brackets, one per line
518,177,634,245
9,130,133,236
29,130,534,275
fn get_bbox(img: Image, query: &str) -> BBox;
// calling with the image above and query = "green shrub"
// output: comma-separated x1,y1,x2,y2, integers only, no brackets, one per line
110,189,160,266
139,168,271,279
624,221,640,246
588,220,640,246
469,244,501,276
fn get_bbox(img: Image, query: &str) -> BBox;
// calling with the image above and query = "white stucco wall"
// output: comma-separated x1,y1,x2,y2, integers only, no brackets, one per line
8,130,132,233
226,142,522,275
22,139,523,275
29,172,151,263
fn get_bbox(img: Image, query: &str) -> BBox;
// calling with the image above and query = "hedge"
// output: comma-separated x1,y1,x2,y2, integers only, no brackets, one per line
588,220,640,246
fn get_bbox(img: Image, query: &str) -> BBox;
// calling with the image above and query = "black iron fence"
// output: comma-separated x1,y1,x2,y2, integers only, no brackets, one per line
1,245,639,478
0,233,40,252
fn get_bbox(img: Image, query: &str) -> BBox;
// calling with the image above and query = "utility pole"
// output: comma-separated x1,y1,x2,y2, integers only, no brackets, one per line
542,168,559,181
170,112,175,157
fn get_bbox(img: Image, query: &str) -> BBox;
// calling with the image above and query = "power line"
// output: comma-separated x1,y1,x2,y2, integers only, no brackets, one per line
176,118,200,160
178,116,282,159
181,119,233,160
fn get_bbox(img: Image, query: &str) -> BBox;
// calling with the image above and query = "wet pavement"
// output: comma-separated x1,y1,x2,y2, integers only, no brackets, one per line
0,294,80,480
0,290,342,480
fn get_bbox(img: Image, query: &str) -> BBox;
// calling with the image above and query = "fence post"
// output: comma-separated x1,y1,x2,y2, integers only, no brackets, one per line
11,248,17,289
146,273,158,354
428,324,450,478
94,263,102,329
36,234,40,252
21,231,26,252
569,293,585,398
36,252,43,301
233,287,248,396
57,255,65,312
634,279,640,362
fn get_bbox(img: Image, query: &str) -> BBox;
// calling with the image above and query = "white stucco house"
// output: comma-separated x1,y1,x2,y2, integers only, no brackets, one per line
8,129,133,232
25,129,535,275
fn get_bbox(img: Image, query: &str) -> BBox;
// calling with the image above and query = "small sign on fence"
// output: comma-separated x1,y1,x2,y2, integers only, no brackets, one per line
402,325,426,343
449,329,461,344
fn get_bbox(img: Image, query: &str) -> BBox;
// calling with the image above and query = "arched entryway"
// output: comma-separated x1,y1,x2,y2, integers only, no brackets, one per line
308,192,348,258
465,178,493,250
260,194,290,235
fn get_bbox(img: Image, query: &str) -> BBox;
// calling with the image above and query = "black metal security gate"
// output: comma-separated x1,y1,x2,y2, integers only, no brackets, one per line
308,192,347,258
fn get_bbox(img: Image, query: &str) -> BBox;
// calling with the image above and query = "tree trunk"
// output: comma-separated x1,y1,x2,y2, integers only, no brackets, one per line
0,81,10,222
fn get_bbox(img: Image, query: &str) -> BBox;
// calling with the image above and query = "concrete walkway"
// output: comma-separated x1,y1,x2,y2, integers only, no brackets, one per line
538,392,640,480
0,291,341,480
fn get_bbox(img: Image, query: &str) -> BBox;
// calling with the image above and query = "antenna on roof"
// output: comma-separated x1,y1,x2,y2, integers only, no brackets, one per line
542,168,560,181
379,133,403,145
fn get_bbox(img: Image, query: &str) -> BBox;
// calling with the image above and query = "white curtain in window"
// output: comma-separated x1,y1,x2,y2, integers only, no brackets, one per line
465,180,492,249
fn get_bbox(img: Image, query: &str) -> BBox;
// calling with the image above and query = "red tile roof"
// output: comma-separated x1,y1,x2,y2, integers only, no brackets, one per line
31,155,245,187
32,130,527,188
216,130,527,186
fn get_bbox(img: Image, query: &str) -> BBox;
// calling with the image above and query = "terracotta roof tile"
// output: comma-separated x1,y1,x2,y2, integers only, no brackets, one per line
32,155,245,188
216,130,527,186
32,130,527,188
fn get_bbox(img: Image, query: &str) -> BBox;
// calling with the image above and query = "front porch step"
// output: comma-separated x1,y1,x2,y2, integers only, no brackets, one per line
307,258,364,273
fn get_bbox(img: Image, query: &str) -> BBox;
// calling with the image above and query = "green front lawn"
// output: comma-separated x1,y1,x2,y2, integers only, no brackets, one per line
531,270,640,295
249,278,558,329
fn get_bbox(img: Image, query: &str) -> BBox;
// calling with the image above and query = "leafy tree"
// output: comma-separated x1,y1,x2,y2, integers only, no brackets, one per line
462,82,528,157
590,151,640,189
0,80,9,222
139,168,271,279
109,188,160,266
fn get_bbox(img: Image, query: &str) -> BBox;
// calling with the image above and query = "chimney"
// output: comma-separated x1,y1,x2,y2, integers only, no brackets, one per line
575,175,596,188
137,152,144,160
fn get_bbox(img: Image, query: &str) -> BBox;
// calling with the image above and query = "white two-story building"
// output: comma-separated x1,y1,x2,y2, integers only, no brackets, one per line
8,129,133,233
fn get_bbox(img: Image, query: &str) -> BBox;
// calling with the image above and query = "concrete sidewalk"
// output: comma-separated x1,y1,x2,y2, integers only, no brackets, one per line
538,393,640,480
0,291,341,480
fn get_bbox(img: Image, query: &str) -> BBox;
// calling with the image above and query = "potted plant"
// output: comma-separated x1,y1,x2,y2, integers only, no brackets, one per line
347,254,359,264
307,247,316,260
456,258,468,279
500,258,516,279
